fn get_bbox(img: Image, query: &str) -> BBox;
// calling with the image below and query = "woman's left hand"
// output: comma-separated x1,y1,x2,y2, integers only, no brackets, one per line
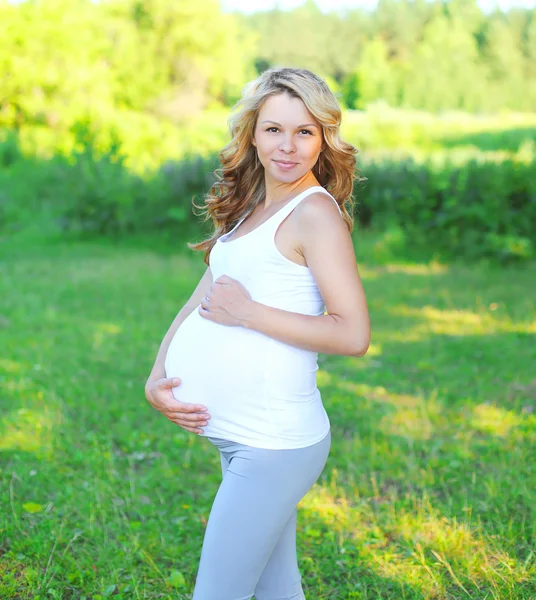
198,275,255,327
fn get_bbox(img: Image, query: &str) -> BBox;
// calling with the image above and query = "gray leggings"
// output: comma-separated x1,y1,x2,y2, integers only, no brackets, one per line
192,429,331,600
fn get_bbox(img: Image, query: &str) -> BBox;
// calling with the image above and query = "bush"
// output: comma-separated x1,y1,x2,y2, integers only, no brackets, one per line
0,122,219,236
356,155,535,261
57,143,219,235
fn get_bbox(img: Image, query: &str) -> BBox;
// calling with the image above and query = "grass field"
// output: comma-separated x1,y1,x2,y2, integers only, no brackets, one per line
1,230,535,599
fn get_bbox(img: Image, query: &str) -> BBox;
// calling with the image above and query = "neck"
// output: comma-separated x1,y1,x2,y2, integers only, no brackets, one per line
263,171,320,209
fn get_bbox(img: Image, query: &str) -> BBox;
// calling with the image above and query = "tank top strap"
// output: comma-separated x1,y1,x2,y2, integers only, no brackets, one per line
263,186,342,236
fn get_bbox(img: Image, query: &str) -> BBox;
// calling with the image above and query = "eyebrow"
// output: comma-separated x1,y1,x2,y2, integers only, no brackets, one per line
261,120,319,129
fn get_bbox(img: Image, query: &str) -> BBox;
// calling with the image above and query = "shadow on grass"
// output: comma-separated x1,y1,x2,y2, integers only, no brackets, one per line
309,263,535,598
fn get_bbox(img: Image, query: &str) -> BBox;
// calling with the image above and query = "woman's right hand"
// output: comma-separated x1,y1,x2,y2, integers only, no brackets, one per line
144,377,210,435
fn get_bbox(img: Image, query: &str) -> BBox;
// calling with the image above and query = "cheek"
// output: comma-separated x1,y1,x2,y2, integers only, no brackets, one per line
301,142,322,162
256,138,278,157
307,137,322,157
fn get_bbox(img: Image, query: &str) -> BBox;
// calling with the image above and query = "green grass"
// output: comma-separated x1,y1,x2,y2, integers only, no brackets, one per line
1,230,535,599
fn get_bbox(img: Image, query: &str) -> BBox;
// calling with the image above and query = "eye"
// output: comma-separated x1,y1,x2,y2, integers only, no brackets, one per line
300,129,313,135
266,127,279,133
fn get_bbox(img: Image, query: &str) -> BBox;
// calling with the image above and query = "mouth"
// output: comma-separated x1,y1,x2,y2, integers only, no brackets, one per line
273,160,298,167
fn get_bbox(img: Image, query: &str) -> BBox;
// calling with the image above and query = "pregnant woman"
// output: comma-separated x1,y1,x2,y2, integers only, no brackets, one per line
145,67,370,600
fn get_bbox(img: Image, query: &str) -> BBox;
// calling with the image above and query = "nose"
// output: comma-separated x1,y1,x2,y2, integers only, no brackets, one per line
278,134,296,154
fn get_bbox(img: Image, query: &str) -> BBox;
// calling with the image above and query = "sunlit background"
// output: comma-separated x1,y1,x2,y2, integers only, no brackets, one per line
1,0,535,598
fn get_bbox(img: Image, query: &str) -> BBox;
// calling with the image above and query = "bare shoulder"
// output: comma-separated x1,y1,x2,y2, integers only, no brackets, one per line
292,192,345,243
296,192,342,219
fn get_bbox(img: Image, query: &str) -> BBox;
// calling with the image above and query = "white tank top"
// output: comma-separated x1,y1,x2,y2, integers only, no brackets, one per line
164,185,342,449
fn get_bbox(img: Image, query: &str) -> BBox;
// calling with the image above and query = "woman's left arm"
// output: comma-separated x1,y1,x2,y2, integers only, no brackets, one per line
199,193,370,357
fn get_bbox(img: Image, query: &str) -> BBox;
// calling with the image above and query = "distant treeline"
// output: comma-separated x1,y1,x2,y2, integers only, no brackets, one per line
1,0,535,133
243,0,536,113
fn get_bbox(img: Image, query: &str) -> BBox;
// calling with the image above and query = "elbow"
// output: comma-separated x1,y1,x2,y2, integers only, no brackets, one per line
336,315,370,357
349,334,371,358
352,344,369,358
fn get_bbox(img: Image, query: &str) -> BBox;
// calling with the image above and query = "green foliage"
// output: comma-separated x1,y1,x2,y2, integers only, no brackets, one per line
58,123,150,235
1,0,535,132
357,154,535,261
349,37,399,110
245,0,536,112
1,0,535,264
57,150,218,236
1,110,535,262
0,122,220,236
243,1,366,82
56,126,220,235
400,14,486,112
0,0,254,130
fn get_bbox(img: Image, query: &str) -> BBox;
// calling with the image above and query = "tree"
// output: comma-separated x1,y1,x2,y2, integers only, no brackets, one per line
351,37,398,110
402,13,486,112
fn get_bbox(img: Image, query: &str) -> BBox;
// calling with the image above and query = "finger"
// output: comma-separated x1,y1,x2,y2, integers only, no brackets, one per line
198,305,210,318
185,427,205,435
163,397,208,413
164,407,210,419
159,377,181,388
165,412,210,424
166,409,210,420
165,413,205,428
176,402,209,413
199,306,218,322
172,421,204,434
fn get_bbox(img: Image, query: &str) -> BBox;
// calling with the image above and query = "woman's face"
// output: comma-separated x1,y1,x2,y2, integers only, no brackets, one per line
252,92,324,185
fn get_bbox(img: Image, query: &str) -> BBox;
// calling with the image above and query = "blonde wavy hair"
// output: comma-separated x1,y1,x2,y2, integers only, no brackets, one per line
188,67,363,264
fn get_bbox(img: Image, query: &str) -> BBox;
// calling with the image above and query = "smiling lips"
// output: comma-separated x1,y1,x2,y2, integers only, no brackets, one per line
273,159,298,170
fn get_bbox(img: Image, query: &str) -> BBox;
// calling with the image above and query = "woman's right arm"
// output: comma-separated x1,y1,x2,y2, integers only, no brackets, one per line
144,266,213,435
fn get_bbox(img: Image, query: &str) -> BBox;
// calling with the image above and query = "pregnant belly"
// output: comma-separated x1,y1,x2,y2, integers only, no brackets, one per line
164,307,321,443
164,309,267,409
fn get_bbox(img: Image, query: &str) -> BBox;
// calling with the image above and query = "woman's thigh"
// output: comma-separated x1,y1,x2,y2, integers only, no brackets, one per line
192,431,331,600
